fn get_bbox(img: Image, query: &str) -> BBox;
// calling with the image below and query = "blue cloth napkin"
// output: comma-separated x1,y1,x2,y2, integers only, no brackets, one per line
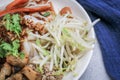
77,0,120,80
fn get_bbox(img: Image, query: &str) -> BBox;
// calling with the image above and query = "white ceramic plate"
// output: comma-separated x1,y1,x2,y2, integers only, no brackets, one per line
0,0,95,80
50,0,95,80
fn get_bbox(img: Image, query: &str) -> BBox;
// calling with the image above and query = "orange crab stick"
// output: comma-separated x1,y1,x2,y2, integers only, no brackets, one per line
0,5,51,17
6,0,29,10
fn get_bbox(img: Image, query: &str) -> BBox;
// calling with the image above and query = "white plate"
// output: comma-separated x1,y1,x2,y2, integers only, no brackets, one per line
51,0,95,80
0,0,95,80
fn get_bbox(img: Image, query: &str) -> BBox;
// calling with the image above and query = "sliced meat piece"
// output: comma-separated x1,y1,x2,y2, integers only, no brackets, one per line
0,63,11,80
6,76,14,80
12,73,23,80
6,54,29,67
22,66,42,80
6,73,23,80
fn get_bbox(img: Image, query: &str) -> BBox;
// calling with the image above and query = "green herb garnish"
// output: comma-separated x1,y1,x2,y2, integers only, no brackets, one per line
0,48,6,58
19,52,25,59
42,12,50,17
0,40,23,58
3,14,22,36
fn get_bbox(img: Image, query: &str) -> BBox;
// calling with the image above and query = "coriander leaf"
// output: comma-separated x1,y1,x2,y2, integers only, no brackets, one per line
0,42,12,51
0,53,4,58
3,14,11,30
11,40,20,57
3,14,22,36
6,19,11,30
0,39,20,58
12,40,20,50
0,42,12,58
19,52,25,59
3,14,11,20
42,12,50,17
0,48,6,58
12,14,20,24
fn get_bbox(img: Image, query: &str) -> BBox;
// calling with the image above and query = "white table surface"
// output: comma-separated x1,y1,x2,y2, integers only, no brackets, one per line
79,40,111,80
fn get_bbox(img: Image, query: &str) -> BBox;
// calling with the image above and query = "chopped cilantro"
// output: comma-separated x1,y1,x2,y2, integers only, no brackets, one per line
0,40,23,58
19,52,25,59
42,12,50,17
3,14,22,36
0,48,6,58
0,14,24,58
